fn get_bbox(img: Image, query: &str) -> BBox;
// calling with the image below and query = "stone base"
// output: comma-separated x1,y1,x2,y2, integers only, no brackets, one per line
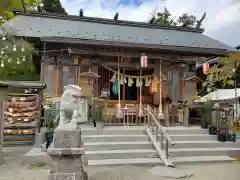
48,171,88,180
34,131,46,148
22,147,52,165
53,125,81,148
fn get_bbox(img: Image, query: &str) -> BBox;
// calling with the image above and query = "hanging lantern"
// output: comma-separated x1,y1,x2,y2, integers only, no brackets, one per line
202,62,209,74
13,45,17,52
1,61,4,68
140,54,148,68
22,56,26,62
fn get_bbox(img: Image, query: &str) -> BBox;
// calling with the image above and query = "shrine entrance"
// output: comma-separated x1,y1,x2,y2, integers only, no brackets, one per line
106,68,154,103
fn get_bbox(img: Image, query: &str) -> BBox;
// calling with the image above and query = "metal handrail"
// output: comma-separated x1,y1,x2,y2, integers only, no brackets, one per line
146,105,174,159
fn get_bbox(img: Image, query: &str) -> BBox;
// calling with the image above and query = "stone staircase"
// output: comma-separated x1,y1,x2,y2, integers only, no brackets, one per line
166,127,240,163
82,126,163,166
82,126,240,166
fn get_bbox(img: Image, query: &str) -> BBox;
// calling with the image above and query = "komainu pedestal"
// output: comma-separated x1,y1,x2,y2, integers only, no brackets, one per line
47,125,88,180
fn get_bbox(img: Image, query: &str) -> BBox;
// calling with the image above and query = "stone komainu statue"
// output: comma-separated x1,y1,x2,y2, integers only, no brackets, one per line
59,84,82,125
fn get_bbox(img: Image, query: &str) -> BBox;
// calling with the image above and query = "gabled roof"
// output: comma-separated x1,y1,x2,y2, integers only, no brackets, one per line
2,11,236,55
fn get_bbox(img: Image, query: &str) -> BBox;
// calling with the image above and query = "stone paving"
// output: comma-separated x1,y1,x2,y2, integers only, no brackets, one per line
1,146,240,180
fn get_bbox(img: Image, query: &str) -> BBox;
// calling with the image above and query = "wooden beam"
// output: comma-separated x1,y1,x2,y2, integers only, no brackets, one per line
69,48,198,62
0,88,6,165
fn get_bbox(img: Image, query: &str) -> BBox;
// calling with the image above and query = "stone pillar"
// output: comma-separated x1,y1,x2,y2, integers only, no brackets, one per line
163,101,169,126
178,108,184,124
183,106,189,126
47,125,88,180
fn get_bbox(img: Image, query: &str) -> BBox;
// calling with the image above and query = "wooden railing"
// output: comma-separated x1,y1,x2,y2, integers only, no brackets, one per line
145,105,175,167
103,101,149,125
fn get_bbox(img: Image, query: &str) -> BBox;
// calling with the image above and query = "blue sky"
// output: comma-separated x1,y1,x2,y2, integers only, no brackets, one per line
60,0,240,47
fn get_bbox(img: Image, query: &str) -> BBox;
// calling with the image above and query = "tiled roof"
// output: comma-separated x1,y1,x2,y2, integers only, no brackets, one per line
2,11,235,54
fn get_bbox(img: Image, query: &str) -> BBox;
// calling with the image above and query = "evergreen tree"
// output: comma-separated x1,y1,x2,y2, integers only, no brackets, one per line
42,0,67,15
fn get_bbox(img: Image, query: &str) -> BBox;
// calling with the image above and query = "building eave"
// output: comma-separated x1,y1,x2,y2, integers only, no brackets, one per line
41,36,233,56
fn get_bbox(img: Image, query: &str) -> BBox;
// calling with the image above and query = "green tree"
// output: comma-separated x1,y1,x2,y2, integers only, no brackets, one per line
150,8,177,25
0,0,40,80
0,0,40,23
177,13,196,28
41,0,67,14
203,52,240,92
149,8,197,28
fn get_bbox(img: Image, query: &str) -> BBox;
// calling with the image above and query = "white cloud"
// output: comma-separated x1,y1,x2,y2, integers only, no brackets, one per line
60,0,240,46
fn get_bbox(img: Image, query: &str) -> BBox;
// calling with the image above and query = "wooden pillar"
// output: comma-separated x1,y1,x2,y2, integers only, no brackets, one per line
0,87,6,165
40,42,46,84
123,68,125,101
56,65,61,96
180,78,184,101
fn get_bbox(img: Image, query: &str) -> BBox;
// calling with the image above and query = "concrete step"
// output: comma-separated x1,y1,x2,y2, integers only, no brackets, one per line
172,141,240,149
165,127,208,135
82,128,144,136
169,147,240,157
84,141,153,151
85,149,156,160
88,157,164,166
171,156,236,164
87,155,235,166
83,134,149,143
168,134,217,141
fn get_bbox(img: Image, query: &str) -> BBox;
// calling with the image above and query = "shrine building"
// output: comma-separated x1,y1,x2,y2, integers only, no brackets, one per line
2,10,236,125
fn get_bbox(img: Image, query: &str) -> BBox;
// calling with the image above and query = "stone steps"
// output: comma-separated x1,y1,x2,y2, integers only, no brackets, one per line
83,134,149,142
85,149,156,160
165,127,209,135
84,141,153,151
82,127,144,136
88,157,164,166
169,147,240,157
171,140,240,149
82,126,239,166
168,134,217,141
87,155,236,166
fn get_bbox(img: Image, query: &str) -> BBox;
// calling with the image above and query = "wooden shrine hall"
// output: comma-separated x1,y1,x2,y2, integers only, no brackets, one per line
2,10,235,125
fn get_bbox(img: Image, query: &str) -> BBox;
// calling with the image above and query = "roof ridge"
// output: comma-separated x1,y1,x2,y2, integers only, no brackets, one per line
13,9,204,33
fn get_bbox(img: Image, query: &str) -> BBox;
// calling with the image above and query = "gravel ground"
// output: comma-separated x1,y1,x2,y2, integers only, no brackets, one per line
0,146,240,180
